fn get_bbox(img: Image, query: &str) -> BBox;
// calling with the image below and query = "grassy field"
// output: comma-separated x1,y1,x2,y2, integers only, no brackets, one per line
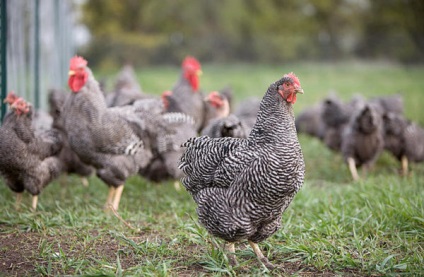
1,62,424,276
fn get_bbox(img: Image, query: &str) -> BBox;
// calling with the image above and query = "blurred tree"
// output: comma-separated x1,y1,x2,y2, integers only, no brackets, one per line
79,0,424,67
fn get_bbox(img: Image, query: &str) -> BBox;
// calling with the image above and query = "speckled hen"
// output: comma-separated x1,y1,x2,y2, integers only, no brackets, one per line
0,94,63,210
62,56,153,211
179,73,305,270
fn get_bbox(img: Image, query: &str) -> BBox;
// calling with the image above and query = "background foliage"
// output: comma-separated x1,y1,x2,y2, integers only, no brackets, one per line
80,0,424,68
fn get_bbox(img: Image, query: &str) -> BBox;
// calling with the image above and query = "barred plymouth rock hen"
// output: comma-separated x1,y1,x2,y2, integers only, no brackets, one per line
0,94,63,210
179,73,305,270
62,56,153,211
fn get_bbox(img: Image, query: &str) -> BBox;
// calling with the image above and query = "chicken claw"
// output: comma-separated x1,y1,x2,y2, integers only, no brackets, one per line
249,241,276,270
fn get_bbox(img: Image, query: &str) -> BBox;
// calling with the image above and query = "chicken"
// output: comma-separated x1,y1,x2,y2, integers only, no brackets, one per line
0,94,63,210
62,56,153,211
201,91,247,138
370,94,404,116
139,92,197,182
321,94,366,152
295,102,325,139
179,73,305,270
165,56,205,131
233,97,261,134
383,112,424,175
48,89,94,185
341,103,384,181
321,95,352,151
106,64,145,107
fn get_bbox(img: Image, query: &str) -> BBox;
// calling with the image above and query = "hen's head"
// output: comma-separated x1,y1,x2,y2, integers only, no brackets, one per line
205,91,225,108
277,72,304,104
68,56,89,93
161,90,173,109
3,91,19,105
182,56,202,91
11,98,31,116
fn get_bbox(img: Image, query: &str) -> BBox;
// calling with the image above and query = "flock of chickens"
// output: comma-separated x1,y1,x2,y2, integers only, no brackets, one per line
0,56,306,269
296,92,424,180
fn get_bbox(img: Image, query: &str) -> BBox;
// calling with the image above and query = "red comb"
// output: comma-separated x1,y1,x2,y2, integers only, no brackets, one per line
284,72,301,87
69,56,88,70
182,56,201,71
162,90,173,97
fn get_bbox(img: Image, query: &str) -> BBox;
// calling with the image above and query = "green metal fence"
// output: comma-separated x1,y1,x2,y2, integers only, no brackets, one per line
1,0,76,124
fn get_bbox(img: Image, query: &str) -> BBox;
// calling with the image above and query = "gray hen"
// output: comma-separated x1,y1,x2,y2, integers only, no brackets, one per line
295,102,325,139
179,73,305,270
233,97,261,134
48,89,94,184
63,56,153,211
133,96,197,182
201,91,247,138
106,64,145,107
341,104,384,181
165,56,205,132
383,112,424,175
0,95,63,210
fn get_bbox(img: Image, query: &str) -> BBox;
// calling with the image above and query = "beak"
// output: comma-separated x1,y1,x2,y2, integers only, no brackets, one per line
296,87,304,94
196,70,203,76
68,70,76,76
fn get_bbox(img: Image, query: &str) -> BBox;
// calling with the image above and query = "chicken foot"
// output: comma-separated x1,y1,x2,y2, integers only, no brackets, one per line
225,243,238,267
401,155,409,176
15,193,23,210
248,241,276,270
81,177,89,187
104,185,125,211
112,185,124,211
104,186,116,210
347,157,360,181
31,195,38,211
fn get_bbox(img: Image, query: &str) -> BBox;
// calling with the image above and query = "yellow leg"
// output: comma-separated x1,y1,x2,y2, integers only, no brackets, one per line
401,155,409,176
347,157,359,181
15,193,23,211
225,243,238,266
31,195,38,211
104,187,116,210
81,177,89,187
248,241,276,270
112,185,124,211
173,181,181,191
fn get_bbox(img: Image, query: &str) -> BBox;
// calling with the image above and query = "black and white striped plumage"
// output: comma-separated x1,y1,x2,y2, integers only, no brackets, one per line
179,75,305,244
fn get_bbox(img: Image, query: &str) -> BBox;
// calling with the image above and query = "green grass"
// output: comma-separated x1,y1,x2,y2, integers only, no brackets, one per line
1,62,424,276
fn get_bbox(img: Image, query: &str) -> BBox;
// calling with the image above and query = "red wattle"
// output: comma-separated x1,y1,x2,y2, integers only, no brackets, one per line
287,93,297,104
188,74,199,91
68,73,88,93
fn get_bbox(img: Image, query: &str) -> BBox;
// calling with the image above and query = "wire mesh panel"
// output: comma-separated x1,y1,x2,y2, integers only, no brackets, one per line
5,0,75,113
0,0,6,122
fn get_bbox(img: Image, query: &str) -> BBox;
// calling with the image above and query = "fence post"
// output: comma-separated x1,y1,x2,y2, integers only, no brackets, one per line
0,0,7,123
34,0,40,109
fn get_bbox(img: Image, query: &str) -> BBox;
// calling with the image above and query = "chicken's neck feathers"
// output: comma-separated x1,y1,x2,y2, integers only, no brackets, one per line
248,86,296,145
